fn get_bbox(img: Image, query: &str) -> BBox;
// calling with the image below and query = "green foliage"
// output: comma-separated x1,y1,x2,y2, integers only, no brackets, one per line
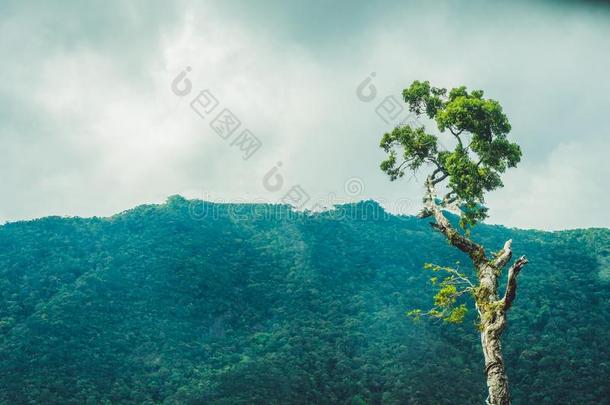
0,200,608,404
434,284,459,307
380,80,522,226
380,126,438,180
446,304,468,324
409,263,473,324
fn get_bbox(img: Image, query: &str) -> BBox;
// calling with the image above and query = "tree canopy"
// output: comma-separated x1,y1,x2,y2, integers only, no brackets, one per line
380,80,522,227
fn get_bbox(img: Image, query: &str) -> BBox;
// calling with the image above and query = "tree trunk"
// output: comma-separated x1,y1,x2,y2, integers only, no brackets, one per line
477,262,510,405
420,178,527,404
481,318,510,405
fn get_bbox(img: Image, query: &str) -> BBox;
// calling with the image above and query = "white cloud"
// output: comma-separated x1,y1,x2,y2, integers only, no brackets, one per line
0,0,608,230
488,139,610,230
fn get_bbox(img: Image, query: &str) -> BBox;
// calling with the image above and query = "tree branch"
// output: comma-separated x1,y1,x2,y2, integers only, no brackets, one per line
493,239,513,269
443,268,475,288
420,177,487,264
442,191,458,206
502,256,528,311
449,127,464,148
432,173,449,185
396,160,410,172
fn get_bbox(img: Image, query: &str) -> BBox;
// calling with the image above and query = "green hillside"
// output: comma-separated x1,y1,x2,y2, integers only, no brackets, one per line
0,196,608,404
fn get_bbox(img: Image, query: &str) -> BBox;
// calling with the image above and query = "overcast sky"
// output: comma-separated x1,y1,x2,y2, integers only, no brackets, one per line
1,0,608,230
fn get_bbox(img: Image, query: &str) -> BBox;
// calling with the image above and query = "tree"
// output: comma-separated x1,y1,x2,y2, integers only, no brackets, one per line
379,80,528,405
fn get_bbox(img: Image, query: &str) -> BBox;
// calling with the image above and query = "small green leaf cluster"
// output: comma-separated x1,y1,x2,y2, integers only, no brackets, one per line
407,263,473,324
380,126,438,180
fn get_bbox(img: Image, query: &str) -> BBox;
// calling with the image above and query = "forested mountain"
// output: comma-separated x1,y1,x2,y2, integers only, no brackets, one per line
0,196,608,404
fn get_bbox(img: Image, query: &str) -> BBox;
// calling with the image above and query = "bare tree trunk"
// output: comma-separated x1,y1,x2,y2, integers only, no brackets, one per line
480,311,510,405
476,261,510,405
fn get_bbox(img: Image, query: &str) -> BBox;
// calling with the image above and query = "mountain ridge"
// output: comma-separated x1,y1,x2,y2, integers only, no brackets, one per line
3,196,608,234
0,196,608,404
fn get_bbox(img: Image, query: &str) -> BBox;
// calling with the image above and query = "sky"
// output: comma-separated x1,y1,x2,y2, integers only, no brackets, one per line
0,0,608,230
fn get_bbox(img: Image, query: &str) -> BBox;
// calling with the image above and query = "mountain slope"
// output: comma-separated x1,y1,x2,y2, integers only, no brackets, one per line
0,197,608,404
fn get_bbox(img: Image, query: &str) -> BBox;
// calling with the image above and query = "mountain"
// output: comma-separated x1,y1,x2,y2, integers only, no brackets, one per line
0,196,608,404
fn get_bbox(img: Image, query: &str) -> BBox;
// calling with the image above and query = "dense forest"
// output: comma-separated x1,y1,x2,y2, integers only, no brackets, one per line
0,196,608,404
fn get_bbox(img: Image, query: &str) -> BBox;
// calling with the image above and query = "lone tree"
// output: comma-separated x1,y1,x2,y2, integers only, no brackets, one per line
379,80,528,405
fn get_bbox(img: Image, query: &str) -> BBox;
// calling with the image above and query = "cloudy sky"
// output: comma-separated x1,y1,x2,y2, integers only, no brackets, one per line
1,0,608,230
